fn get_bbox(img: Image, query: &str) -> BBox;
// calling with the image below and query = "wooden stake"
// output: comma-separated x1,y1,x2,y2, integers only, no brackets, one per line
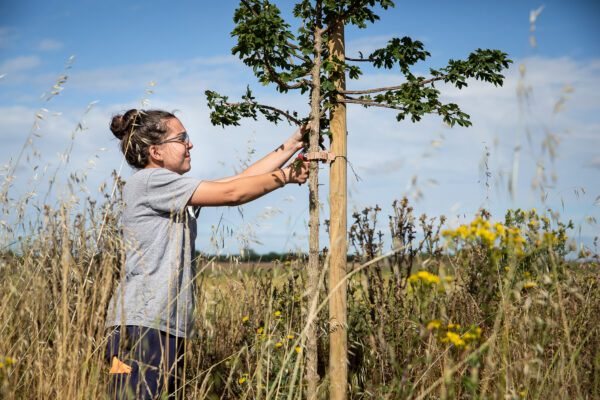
328,16,348,400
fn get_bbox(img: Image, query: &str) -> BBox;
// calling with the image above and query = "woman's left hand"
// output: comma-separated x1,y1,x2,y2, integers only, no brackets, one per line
288,124,310,152
284,160,309,185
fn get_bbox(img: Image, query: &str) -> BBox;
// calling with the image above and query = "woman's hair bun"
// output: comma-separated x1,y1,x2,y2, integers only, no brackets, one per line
110,109,138,140
110,108,176,169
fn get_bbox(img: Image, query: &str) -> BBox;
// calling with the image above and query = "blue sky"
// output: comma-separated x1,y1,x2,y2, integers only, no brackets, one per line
1,1,599,254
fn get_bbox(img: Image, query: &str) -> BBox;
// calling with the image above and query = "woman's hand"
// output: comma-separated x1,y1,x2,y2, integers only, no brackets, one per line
288,124,311,152
284,160,309,185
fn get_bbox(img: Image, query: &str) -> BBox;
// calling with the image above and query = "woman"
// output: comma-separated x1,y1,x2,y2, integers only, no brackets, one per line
106,109,309,399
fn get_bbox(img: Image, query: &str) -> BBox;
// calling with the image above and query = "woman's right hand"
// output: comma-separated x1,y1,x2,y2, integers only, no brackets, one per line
284,160,309,185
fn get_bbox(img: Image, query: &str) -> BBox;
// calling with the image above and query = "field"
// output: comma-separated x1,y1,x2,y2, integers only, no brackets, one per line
1,5,598,397
1,185,599,399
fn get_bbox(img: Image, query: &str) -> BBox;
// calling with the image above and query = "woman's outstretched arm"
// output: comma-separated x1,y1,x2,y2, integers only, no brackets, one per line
213,125,309,183
189,161,309,207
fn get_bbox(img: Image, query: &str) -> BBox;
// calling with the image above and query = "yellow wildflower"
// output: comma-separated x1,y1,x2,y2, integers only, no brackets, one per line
257,327,263,334
408,270,440,285
275,342,283,348
477,228,496,247
295,347,302,353
242,316,249,323
238,377,246,384
445,331,466,347
5,356,15,365
426,319,442,330
287,334,294,339
471,217,484,228
494,223,505,236
274,311,281,317
457,225,469,238
523,282,537,289
516,248,524,257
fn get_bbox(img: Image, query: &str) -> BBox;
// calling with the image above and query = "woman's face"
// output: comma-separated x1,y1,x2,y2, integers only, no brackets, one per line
157,118,194,174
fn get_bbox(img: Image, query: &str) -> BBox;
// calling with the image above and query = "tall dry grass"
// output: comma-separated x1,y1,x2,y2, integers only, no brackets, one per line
1,155,599,398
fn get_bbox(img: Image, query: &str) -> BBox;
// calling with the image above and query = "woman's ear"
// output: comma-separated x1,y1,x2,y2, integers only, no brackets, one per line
148,145,163,162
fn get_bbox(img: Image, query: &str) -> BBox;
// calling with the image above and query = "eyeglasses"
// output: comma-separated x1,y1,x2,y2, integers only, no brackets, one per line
157,132,189,145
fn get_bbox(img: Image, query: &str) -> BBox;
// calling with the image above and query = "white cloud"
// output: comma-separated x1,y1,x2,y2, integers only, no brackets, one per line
0,55,40,74
64,56,246,95
361,157,404,174
38,38,63,51
189,55,239,66
589,157,600,169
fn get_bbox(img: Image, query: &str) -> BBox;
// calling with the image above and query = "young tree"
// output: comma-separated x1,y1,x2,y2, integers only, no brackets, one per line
206,1,511,398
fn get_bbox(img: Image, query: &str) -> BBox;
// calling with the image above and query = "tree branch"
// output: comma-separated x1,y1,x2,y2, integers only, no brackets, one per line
240,0,259,16
290,50,311,63
319,106,328,119
337,97,408,112
261,51,311,90
345,56,376,62
257,104,303,125
339,75,448,95
225,100,303,125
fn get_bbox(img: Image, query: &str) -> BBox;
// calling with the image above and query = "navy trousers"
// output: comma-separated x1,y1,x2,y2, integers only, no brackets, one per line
106,326,185,399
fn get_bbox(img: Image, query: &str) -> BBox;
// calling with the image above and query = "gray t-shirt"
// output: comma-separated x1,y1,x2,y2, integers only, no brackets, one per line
106,168,202,338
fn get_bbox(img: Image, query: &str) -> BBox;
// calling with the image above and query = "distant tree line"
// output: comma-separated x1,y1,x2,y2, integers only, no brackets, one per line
196,249,356,263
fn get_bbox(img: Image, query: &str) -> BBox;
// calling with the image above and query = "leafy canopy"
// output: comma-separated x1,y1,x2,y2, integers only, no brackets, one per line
206,0,512,130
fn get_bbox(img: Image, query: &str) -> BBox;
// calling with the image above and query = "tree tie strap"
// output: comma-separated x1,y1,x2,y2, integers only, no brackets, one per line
301,150,337,164
299,151,361,181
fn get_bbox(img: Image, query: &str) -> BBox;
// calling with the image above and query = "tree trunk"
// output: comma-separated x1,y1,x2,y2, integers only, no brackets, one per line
328,16,348,400
306,2,322,399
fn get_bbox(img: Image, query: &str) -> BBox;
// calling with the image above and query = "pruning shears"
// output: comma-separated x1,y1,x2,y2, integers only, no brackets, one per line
291,134,326,167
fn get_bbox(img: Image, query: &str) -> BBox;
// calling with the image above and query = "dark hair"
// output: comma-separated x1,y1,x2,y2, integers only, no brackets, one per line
110,109,176,169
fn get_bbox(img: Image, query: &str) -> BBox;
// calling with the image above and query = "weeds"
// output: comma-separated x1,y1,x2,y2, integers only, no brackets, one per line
1,163,598,400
